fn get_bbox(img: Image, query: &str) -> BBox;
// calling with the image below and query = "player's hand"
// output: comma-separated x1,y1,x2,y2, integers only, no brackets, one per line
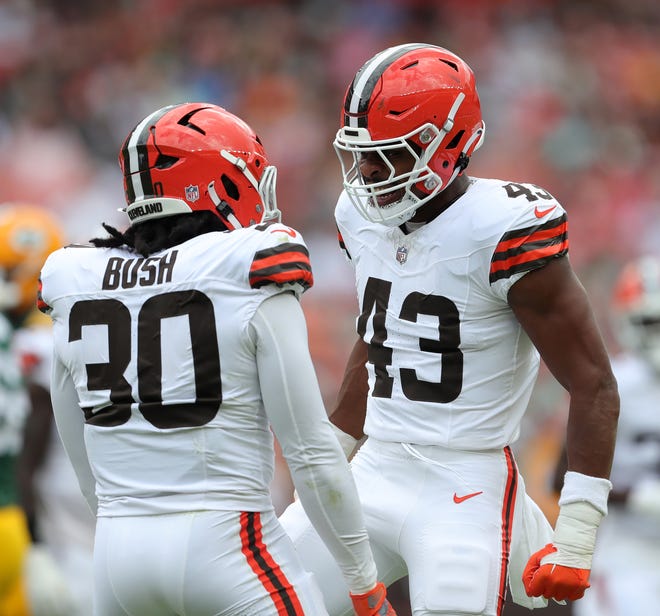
350,581,397,616
24,544,77,616
523,542,590,601
524,490,607,603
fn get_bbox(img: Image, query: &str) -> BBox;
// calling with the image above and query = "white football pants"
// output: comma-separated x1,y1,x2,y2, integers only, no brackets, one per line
94,509,327,615
280,437,552,616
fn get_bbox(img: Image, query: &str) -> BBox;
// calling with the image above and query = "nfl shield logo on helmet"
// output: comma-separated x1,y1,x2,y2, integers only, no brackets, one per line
396,246,408,264
185,185,200,203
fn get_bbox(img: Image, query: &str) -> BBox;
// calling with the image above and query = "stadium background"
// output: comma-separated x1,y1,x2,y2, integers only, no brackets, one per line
1,0,658,613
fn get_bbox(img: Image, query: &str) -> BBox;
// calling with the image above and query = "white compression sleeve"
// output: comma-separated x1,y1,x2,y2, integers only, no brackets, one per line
251,293,377,594
50,351,98,515
331,423,359,459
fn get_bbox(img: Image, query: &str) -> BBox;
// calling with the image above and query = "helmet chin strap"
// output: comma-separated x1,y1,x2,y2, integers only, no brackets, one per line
437,123,485,192
388,122,485,227
414,92,470,196
216,150,281,225
208,181,243,230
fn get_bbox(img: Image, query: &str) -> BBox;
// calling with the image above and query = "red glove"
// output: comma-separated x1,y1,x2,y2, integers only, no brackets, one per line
350,581,397,616
523,543,591,601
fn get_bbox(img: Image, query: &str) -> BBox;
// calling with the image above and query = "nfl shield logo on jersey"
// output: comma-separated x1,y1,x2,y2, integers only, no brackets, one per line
396,245,408,265
185,185,200,203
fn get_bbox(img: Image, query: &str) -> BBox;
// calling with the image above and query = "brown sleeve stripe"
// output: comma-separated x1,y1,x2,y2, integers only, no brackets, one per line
249,244,313,290
490,215,568,283
337,227,351,260
36,279,51,314
492,216,567,253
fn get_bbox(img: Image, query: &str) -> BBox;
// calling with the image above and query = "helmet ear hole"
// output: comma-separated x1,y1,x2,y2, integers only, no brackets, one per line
221,174,240,200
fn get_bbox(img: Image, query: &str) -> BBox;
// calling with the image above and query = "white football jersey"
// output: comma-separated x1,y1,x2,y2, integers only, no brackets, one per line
39,223,313,517
336,177,568,449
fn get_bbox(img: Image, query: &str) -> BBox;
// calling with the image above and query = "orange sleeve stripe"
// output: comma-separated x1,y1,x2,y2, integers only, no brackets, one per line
489,214,569,282
250,244,310,271
249,250,310,273
490,239,569,274
250,269,314,289
494,220,567,253
249,244,313,289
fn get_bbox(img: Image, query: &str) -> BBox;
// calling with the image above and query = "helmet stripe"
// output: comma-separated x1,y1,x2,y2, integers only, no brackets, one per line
121,105,175,203
344,43,429,128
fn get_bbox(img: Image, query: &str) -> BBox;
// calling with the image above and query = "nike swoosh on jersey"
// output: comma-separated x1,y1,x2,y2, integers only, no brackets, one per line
534,205,557,218
453,491,483,504
270,227,297,238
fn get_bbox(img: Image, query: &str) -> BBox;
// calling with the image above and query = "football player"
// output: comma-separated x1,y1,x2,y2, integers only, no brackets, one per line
570,255,660,615
38,103,396,616
5,205,96,616
279,43,620,615
0,205,76,616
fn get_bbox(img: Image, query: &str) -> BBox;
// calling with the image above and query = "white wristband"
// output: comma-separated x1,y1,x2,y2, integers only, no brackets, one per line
544,471,612,570
559,471,612,516
331,423,359,458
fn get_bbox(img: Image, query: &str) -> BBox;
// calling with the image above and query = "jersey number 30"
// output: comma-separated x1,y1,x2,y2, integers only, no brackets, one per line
69,291,221,428
358,276,463,403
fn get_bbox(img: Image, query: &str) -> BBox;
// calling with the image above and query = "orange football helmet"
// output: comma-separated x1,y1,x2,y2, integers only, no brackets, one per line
119,102,280,229
0,205,65,315
334,43,485,226
612,255,660,372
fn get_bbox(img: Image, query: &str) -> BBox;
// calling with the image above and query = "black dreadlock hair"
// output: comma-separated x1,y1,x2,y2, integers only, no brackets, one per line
90,211,229,257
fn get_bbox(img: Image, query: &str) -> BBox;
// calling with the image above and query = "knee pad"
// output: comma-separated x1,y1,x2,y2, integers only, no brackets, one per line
422,542,491,614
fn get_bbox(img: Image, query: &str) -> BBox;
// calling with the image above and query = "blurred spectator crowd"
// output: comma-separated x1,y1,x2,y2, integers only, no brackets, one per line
1,0,658,248
0,0,659,418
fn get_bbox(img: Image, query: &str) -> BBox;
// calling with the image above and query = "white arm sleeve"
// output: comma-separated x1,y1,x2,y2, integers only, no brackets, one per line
50,351,98,516
251,293,377,594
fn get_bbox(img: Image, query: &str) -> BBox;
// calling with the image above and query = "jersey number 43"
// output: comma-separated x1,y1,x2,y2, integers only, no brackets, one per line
358,276,463,404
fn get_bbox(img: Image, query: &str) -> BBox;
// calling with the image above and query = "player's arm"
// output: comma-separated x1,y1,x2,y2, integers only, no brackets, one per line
49,351,98,516
509,256,618,478
251,293,395,615
17,368,79,616
508,255,619,601
326,337,369,457
16,382,53,540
